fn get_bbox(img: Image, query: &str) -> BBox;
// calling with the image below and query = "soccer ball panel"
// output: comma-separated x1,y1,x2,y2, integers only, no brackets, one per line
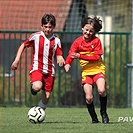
28,106,45,123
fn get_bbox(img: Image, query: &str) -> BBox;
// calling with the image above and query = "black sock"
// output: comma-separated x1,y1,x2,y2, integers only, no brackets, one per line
86,102,98,121
99,95,107,113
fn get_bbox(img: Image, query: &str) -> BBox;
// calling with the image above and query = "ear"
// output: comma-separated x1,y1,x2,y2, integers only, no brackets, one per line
41,25,43,29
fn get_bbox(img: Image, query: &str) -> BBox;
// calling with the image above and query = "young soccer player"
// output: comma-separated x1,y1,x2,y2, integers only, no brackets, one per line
64,16,109,124
11,13,65,110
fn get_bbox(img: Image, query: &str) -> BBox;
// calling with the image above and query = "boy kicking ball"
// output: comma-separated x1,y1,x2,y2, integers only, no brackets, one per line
11,13,65,111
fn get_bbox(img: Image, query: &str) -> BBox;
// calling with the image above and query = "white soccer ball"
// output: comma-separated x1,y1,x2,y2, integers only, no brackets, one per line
27,106,45,124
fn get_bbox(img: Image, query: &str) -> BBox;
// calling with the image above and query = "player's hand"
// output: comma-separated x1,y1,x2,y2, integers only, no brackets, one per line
11,60,19,70
70,52,80,58
64,64,71,72
57,56,65,67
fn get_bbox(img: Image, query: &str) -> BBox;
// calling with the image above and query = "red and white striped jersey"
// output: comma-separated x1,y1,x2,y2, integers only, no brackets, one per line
24,31,63,76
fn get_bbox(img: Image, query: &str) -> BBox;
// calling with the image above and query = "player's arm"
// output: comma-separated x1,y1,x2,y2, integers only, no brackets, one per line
56,45,65,67
64,41,78,72
71,39,103,61
64,54,73,72
56,55,65,67
79,54,101,61
69,52,100,61
11,43,25,70
11,38,34,70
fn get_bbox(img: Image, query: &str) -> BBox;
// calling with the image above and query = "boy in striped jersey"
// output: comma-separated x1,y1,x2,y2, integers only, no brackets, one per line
11,13,65,110
64,16,109,124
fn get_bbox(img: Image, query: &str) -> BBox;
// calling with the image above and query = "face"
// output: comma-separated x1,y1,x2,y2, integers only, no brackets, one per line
41,23,55,38
82,24,95,41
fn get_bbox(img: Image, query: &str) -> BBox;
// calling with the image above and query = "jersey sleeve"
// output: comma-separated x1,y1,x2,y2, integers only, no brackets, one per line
93,38,103,55
55,46,63,55
23,39,34,47
23,33,35,47
55,38,63,56
65,40,79,65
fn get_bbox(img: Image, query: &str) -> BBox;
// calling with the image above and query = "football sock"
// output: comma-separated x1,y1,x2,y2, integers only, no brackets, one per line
99,95,107,113
38,100,47,110
86,102,98,122
99,95,109,123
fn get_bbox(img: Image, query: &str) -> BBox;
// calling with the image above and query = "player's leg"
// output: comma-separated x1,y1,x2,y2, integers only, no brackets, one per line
30,70,43,95
38,75,55,110
83,83,99,123
82,75,99,123
39,91,50,110
31,81,43,95
95,75,109,124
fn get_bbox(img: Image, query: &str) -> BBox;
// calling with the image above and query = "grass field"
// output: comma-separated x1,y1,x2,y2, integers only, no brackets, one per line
0,107,133,133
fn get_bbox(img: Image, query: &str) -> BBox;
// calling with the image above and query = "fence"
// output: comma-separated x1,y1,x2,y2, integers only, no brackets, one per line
0,31,132,108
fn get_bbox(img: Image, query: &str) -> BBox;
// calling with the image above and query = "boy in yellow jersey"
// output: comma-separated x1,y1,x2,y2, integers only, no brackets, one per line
64,16,109,124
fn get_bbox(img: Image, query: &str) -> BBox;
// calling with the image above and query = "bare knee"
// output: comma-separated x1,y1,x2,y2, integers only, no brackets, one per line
98,90,106,97
33,83,42,92
85,95,93,104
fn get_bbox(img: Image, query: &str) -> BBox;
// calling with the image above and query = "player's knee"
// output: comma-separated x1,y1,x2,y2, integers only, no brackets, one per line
98,90,106,97
85,95,93,104
33,84,42,92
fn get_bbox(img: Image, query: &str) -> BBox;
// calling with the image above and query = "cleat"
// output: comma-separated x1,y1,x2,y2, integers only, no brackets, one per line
92,119,99,124
31,85,37,95
100,111,109,124
91,117,99,124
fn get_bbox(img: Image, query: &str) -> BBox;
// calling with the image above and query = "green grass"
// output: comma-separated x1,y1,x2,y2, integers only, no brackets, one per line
0,107,133,133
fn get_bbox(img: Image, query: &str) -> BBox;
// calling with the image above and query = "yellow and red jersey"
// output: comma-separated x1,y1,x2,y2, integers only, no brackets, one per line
65,35,105,77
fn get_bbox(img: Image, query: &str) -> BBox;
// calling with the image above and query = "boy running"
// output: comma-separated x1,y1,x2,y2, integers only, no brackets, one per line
11,13,65,110
64,16,109,124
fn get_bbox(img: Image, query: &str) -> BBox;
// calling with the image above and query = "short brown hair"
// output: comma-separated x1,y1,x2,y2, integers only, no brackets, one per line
41,13,56,27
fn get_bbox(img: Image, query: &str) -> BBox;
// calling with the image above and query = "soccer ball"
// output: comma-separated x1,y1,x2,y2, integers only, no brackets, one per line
27,106,45,124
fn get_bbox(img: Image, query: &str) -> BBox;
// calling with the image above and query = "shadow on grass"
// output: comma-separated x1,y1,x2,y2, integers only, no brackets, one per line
43,121,121,124
44,121,84,124
105,121,121,124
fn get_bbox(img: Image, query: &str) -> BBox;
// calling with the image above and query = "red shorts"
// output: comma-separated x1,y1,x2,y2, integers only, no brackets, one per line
82,72,105,85
30,70,55,92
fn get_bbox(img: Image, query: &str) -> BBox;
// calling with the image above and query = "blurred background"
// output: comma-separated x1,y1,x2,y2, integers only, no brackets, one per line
0,0,132,108
0,0,131,32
